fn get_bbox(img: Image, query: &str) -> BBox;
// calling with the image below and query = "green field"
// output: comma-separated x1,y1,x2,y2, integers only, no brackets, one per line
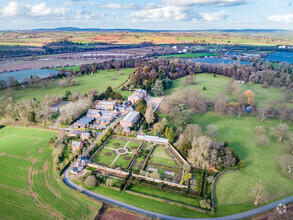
0,68,134,102
160,53,219,58
0,126,100,219
166,73,292,107
192,112,293,205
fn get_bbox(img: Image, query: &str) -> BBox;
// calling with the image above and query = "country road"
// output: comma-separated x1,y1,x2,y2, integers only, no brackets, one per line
63,166,293,220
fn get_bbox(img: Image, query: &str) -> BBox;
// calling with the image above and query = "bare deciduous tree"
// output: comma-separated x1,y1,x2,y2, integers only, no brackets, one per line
214,95,227,115
206,124,218,139
279,154,293,175
251,184,268,206
258,105,269,122
145,102,154,126
273,123,289,142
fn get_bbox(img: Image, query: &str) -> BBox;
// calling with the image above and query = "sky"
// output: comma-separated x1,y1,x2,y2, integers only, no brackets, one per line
0,0,293,30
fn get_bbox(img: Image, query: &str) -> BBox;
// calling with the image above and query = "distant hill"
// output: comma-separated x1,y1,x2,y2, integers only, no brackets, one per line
32,27,290,33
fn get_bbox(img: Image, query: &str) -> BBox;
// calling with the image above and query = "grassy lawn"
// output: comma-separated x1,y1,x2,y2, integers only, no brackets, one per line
151,145,171,158
192,112,293,205
166,73,291,107
148,145,179,167
0,68,133,102
89,185,212,218
127,141,142,152
106,138,128,149
160,53,219,58
149,156,179,167
129,184,200,207
0,126,100,220
93,148,117,165
114,88,133,100
113,154,134,169
132,156,145,171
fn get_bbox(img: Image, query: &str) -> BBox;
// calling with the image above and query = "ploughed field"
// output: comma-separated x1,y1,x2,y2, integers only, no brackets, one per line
0,126,100,219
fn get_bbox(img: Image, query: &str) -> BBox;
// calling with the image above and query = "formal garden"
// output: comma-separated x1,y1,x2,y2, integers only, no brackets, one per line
85,134,215,213
92,136,144,169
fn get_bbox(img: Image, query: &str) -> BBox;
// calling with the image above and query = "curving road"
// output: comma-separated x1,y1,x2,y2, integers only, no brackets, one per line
63,167,293,220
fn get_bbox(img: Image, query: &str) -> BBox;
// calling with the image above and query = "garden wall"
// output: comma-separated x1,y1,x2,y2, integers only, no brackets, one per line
88,163,128,178
132,174,188,189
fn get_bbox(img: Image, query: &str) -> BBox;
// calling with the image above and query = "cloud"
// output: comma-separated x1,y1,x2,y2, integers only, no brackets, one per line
267,14,293,23
162,0,248,7
196,11,228,22
130,6,191,22
75,10,105,20
130,5,227,23
0,1,68,17
99,3,139,10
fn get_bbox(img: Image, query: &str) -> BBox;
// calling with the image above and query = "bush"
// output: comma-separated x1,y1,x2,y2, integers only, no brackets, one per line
101,135,106,142
203,86,207,91
199,199,211,209
207,175,214,184
97,140,102,147
256,135,270,147
255,126,266,135
106,130,111,136
85,175,97,188
238,160,245,169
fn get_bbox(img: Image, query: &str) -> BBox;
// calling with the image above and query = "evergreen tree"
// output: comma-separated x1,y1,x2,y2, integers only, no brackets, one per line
167,126,175,143
165,127,169,137
151,80,165,96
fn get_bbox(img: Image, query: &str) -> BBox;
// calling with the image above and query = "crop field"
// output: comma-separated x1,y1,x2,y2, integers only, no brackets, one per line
192,113,293,205
0,126,100,220
0,68,134,102
166,73,292,107
148,145,179,167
